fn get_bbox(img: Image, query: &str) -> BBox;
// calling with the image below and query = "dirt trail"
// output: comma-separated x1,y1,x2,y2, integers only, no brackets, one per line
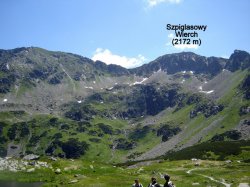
186,169,231,187
238,183,249,187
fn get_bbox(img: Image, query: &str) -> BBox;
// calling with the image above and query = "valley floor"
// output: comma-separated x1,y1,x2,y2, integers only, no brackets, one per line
0,158,249,187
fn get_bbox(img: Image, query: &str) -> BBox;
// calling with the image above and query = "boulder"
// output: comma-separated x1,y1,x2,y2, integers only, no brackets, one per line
27,168,35,172
68,179,78,184
23,154,40,160
55,168,61,174
50,157,57,161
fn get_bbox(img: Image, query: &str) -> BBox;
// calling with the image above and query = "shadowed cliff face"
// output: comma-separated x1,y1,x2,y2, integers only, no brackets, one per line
226,50,250,72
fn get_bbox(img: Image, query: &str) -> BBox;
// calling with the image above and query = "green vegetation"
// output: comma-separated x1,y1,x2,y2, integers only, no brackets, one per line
0,158,249,187
0,76,15,93
164,140,250,161
0,68,249,163
0,47,250,186
156,124,181,142
211,130,242,141
61,138,89,158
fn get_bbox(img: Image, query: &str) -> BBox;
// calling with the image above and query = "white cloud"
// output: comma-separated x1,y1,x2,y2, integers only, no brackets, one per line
148,0,182,7
92,48,147,68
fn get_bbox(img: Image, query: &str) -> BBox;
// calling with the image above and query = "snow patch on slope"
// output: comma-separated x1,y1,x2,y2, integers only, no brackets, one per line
130,78,148,86
198,85,214,94
85,86,93,90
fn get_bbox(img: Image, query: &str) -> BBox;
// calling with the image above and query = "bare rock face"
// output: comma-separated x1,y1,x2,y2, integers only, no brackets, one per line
23,154,40,160
132,52,229,77
7,143,22,157
225,50,250,72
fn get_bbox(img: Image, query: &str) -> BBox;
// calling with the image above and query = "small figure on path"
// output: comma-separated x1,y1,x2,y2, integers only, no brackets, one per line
163,174,175,187
148,177,161,187
132,179,143,187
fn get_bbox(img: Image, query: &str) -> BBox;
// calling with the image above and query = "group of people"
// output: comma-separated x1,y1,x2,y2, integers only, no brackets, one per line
132,174,174,187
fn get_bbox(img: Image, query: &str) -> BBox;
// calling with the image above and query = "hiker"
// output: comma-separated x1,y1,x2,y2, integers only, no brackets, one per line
132,179,143,187
163,174,175,187
148,177,161,187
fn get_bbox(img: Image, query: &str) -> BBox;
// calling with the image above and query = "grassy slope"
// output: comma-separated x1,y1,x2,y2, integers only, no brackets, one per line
176,70,249,144
1,66,250,186
124,70,249,159
0,158,249,187
0,70,249,164
203,70,249,141
0,112,132,163
164,141,250,161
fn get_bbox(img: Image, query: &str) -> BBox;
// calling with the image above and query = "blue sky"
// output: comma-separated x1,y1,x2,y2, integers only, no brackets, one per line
0,0,250,68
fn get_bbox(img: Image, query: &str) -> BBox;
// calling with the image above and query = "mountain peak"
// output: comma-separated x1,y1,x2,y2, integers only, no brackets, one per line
226,50,250,72
132,51,227,77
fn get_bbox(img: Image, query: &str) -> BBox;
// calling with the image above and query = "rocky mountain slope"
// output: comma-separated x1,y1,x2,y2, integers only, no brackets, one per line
0,47,249,162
